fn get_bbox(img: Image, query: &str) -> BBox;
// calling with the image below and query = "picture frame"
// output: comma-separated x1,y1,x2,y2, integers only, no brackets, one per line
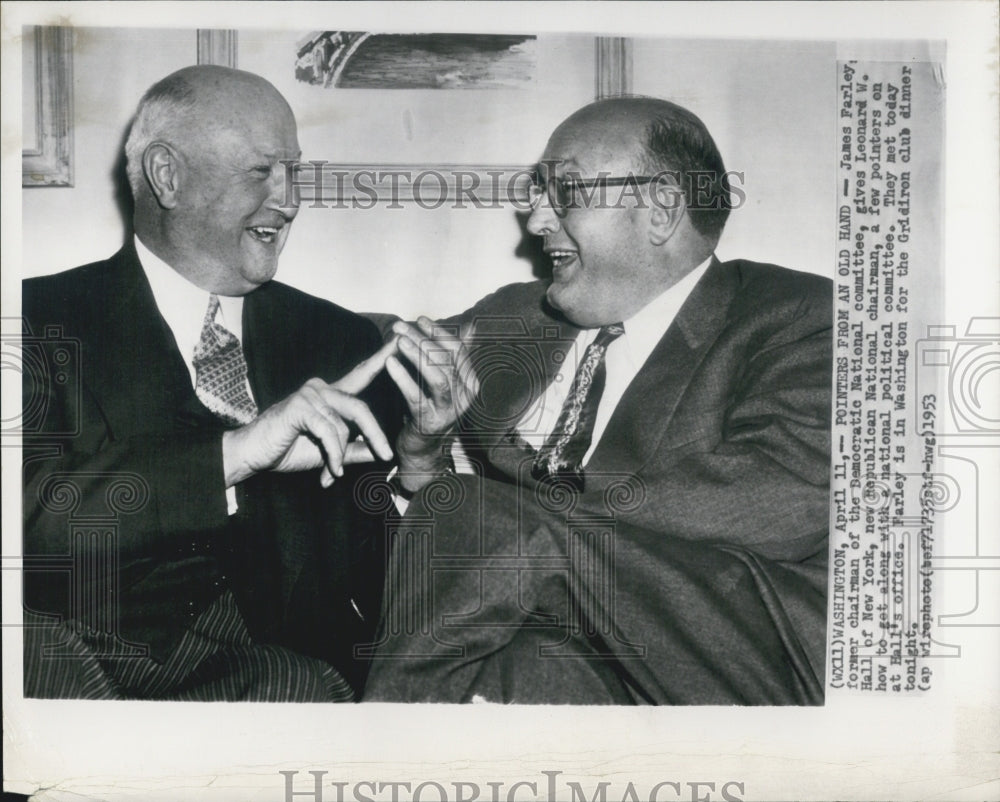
196,29,631,204
21,25,73,187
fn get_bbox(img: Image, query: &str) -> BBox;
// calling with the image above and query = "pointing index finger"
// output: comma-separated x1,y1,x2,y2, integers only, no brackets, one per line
320,389,394,462
332,336,399,395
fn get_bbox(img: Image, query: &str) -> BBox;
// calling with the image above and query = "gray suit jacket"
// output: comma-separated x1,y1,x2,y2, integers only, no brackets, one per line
365,258,833,704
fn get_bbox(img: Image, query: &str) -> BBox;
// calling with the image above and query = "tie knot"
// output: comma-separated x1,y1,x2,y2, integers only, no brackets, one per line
594,323,625,348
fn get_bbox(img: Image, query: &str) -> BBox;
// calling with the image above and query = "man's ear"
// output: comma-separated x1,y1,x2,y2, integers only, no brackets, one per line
142,143,182,210
648,182,685,246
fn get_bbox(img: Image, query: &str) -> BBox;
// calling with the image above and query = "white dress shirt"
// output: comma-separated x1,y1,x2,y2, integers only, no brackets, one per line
514,256,712,466
135,236,253,513
399,256,712,510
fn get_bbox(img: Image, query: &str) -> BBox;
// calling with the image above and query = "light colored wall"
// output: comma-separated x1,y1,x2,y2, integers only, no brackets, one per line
22,28,195,273
238,30,595,319
632,38,836,274
23,29,835,321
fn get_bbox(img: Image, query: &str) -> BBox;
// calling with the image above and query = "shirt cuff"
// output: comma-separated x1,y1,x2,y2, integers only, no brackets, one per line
226,485,239,516
385,466,410,515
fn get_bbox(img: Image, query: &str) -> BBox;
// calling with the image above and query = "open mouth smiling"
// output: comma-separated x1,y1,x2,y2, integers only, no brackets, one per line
547,249,578,270
247,225,282,244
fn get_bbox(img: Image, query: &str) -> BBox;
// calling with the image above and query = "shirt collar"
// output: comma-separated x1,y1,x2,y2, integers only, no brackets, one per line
616,254,713,370
134,235,245,362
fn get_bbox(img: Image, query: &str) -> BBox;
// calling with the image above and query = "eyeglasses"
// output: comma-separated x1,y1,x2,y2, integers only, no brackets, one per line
527,175,658,216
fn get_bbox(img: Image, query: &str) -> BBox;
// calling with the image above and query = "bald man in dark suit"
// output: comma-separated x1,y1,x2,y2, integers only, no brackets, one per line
22,65,405,701
364,97,832,704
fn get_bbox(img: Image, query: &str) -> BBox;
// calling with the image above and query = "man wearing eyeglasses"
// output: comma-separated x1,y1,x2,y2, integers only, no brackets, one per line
366,96,833,705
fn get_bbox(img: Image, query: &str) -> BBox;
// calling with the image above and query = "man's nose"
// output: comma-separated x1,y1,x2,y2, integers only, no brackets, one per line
271,160,301,218
526,194,559,236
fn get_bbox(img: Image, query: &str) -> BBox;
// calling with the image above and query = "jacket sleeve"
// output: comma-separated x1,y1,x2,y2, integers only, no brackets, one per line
23,429,230,560
21,321,232,562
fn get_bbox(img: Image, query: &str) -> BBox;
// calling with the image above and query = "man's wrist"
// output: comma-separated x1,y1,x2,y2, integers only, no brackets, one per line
395,447,457,496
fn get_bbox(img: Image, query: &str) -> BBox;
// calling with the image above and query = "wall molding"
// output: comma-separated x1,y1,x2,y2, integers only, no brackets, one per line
197,29,238,68
595,36,633,99
22,26,74,187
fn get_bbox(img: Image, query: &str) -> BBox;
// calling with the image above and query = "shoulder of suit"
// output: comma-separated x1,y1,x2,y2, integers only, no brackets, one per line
22,254,122,332
720,259,832,318
256,280,381,345
256,279,356,316
443,279,567,338
23,255,118,294
455,279,550,320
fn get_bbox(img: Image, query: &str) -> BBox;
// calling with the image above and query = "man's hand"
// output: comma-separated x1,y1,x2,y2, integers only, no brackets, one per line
222,338,398,488
386,317,480,493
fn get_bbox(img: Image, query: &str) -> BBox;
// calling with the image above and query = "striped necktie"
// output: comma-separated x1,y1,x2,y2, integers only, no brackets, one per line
532,323,624,484
192,294,258,426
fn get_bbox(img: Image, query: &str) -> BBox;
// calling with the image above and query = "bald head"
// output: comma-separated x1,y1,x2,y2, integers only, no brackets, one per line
551,97,669,155
527,96,731,327
549,97,732,245
125,65,294,196
127,65,301,294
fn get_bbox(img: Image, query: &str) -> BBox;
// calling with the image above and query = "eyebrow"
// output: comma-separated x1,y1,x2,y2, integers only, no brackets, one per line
259,151,303,161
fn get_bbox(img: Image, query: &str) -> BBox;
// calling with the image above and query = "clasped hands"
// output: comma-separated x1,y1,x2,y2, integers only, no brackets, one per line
222,317,478,491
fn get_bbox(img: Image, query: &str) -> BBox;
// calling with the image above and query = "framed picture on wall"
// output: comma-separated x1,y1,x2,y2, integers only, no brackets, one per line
291,32,538,90
199,29,630,204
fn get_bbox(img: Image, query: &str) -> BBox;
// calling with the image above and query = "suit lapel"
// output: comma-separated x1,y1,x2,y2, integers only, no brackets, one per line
587,258,740,484
86,245,219,436
478,307,582,480
241,285,284,409
82,250,316,634
240,285,311,611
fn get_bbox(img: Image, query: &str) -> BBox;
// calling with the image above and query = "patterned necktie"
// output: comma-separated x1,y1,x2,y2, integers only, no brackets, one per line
532,323,625,483
192,294,258,426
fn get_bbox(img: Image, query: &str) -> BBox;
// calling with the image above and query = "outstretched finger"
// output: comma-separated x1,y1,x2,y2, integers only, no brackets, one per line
332,337,400,395
414,317,466,357
344,438,376,465
395,319,464,403
415,315,460,340
394,333,455,400
412,319,478,403
385,354,425,412
322,389,393,462
301,383,351,473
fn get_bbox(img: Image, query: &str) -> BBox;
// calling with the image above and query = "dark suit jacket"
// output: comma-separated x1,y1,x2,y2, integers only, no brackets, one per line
22,243,402,693
365,258,833,704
